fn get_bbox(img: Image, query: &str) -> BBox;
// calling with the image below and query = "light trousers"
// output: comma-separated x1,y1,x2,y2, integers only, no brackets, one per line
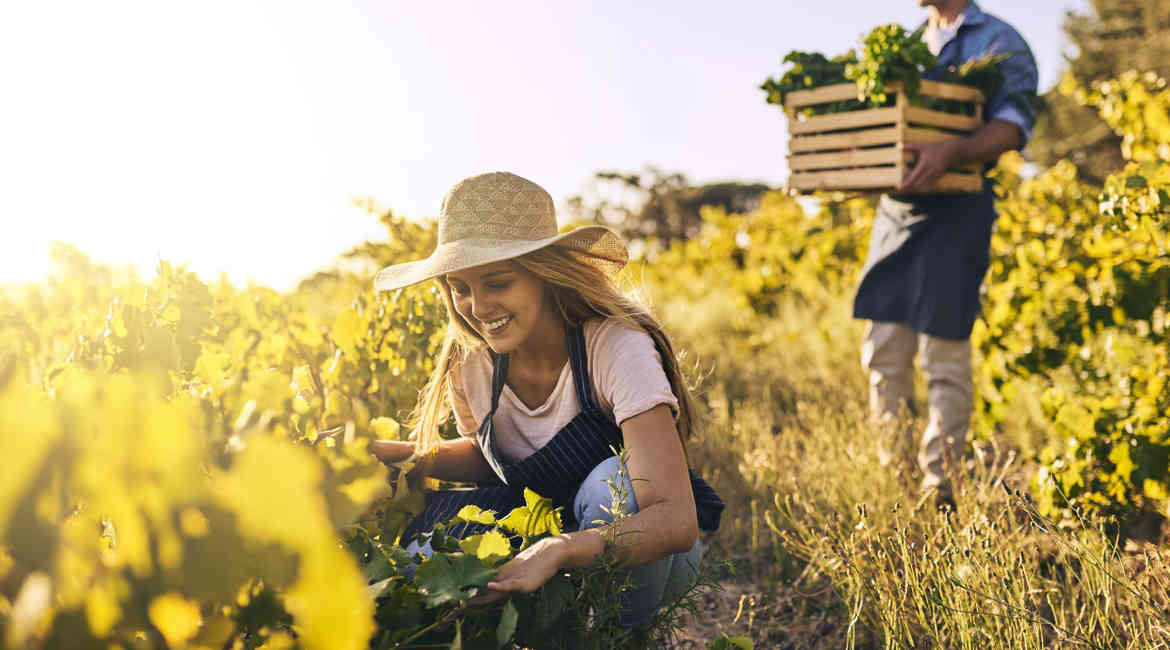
860,321,973,490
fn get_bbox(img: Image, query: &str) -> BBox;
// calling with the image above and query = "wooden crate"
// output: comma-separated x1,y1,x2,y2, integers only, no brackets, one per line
785,80,987,194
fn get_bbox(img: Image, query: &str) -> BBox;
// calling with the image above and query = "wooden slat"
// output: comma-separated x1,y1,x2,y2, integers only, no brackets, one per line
787,168,983,194
785,82,859,110
788,147,911,171
904,106,981,132
788,126,900,153
789,107,900,135
920,79,986,104
895,91,907,180
789,80,985,109
789,167,903,191
903,126,965,144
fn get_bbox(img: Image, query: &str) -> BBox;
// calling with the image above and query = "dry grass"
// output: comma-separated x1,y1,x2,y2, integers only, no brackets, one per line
660,289,1170,649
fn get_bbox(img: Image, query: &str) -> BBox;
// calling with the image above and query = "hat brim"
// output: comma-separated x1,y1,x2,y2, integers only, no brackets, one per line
373,225,628,292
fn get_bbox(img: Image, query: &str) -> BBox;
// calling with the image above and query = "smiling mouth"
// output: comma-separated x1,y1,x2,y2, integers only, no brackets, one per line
483,316,512,332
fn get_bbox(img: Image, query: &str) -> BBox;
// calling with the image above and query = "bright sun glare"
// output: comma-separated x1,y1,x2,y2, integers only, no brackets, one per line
0,1,405,290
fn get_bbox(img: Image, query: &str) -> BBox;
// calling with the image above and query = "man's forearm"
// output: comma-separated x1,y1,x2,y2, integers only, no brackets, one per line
947,118,1024,167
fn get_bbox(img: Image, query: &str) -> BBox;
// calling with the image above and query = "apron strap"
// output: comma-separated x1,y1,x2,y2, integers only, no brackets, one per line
476,352,511,483
565,324,599,410
477,323,596,483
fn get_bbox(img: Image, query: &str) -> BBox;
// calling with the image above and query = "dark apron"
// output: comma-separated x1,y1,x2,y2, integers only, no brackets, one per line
852,27,1004,341
400,324,724,543
852,190,996,340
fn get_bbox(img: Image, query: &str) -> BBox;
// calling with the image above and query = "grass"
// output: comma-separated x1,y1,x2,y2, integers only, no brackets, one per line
654,286,1170,648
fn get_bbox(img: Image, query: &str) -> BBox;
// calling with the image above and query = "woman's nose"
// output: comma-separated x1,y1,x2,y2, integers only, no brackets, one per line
469,291,493,320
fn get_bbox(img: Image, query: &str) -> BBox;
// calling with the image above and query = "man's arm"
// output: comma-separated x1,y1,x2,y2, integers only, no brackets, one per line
898,118,1023,193
900,15,1037,195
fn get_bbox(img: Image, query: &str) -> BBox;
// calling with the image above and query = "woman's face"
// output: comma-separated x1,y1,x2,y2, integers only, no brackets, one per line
444,261,555,354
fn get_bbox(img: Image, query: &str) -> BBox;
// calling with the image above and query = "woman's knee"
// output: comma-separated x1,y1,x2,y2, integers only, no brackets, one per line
574,456,639,530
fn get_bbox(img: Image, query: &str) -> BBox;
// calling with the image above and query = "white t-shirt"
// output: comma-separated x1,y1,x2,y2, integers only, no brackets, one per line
924,14,965,56
449,318,680,463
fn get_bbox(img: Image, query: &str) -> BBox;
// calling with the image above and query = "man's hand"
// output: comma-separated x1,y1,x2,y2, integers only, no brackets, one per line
899,140,960,194
898,119,1025,194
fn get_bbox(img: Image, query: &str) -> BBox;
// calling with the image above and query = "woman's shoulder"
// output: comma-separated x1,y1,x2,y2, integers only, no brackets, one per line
449,345,493,390
584,315,649,341
582,316,660,361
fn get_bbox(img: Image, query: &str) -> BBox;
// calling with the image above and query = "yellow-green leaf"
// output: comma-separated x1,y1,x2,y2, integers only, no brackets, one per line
460,530,512,565
148,593,201,648
332,308,362,357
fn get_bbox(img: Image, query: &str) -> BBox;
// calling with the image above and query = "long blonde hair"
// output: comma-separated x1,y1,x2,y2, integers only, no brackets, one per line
409,246,698,455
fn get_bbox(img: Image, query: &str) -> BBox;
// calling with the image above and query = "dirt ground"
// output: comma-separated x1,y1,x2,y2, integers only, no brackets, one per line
668,541,848,650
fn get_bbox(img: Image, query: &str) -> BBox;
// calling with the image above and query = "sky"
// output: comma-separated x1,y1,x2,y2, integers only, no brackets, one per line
0,0,1089,291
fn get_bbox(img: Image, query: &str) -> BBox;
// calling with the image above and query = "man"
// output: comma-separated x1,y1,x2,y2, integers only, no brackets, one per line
853,0,1038,504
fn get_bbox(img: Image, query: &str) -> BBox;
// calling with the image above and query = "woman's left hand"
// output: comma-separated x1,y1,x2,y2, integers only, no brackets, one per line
470,537,566,605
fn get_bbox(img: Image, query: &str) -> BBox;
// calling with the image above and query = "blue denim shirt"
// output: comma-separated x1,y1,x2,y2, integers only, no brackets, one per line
853,2,1039,340
922,1,1040,143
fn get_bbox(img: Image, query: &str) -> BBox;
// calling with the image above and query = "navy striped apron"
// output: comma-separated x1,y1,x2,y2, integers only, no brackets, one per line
400,324,724,543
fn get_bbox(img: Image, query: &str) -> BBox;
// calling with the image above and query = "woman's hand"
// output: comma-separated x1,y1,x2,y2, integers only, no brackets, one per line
370,439,415,464
470,537,569,605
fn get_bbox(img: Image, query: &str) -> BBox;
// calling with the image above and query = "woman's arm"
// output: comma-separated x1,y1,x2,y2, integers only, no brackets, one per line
484,404,699,595
371,437,497,483
370,360,496,482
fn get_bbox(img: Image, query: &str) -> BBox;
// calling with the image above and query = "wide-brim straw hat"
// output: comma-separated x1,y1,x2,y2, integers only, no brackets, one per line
373,171,628,292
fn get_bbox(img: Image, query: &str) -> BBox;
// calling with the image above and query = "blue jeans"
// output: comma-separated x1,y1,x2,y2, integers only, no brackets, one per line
405,456,703,627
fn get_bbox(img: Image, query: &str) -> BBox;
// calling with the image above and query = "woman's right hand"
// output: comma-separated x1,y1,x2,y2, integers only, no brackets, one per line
370,439,416,464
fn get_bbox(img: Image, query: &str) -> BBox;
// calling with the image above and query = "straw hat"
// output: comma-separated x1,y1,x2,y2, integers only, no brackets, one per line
373,172,628,292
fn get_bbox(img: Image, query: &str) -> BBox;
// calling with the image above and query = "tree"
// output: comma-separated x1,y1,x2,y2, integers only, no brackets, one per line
565,167,771,254
1030,0,1170,183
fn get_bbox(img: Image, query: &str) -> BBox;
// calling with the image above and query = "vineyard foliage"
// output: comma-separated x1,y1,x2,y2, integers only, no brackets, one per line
973,71,1170,523
0,208,709,649
0,209,454,648
1,69,1168,647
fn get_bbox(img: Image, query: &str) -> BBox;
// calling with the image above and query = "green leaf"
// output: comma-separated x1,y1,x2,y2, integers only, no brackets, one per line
1054,403,1095,440
498,489,562,538
1143,479,1170,501
709,635,754,650
454,505,497,526
414,553,497,608
532,575,575,628
363,548,395,583
496,600,518,648
331,308,362,357
367,577,394,599
1125,174,1149,189
460,530,512,565
1109,443,1137,483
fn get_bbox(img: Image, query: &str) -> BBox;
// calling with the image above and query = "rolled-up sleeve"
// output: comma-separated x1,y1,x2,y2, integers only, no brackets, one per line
984,26,1039,146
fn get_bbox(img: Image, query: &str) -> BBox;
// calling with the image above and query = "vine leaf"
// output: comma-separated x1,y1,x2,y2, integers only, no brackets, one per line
496,599,518,648
498,489,562,538
455,505,497,526
460,530,512,565
414,553,497,607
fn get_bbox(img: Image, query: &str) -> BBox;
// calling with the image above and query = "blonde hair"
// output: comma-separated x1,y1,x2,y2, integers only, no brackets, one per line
408,246,698,456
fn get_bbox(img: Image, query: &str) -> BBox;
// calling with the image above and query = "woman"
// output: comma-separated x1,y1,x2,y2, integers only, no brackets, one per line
370,171,722,625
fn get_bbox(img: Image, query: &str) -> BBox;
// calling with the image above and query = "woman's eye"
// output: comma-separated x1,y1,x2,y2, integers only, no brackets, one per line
486,281,512,291
450,284,469,296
